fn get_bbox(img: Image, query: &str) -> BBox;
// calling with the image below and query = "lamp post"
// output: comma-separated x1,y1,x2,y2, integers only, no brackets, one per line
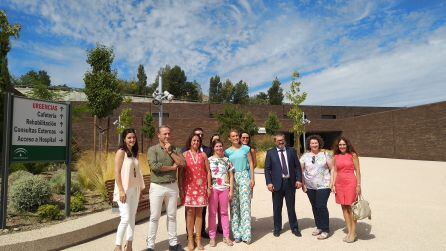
302,112,311,150
152,76,174,127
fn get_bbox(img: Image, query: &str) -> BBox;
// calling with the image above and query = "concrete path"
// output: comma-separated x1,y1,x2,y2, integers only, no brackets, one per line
65,157,446,251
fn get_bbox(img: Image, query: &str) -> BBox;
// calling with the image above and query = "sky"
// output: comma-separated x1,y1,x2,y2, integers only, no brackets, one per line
1,0,446,107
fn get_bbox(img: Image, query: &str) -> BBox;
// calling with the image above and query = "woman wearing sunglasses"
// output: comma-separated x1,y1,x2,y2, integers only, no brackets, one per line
299,134,334,240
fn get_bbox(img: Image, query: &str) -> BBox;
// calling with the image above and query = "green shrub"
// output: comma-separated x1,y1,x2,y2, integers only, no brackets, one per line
254,136,275,151
10,175,51,212
70,194,86,212
10,162,49,174
48,171,81,195
37,204,63,220
8,170,33,185
10,163,27,173
73,192,86,203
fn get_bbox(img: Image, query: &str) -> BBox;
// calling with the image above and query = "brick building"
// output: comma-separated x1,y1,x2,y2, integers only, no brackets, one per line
72,101,446,162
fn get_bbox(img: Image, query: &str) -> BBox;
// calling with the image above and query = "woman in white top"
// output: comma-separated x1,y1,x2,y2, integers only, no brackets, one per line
114,128,145,251
300,135,334,240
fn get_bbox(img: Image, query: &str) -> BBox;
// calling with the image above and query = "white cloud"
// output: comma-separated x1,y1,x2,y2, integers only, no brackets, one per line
297,27,446,107
10,42,88,87
2,0,445,106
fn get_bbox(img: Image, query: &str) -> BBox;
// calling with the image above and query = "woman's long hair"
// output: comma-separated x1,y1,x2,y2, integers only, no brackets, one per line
333,136,357,155
119,128,139,157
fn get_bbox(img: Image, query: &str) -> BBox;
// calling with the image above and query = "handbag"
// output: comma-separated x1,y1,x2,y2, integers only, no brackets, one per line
352,195,371,220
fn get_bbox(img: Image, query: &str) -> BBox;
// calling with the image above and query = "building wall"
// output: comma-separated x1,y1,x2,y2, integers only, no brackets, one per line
71,102,395,152
341,101,446,161
71,101,446,161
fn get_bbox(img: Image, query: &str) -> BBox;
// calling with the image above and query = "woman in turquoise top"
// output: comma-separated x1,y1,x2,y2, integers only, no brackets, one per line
224,129,255,244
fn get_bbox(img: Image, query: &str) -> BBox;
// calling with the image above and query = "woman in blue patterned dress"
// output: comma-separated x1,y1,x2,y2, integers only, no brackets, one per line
224,129,255,244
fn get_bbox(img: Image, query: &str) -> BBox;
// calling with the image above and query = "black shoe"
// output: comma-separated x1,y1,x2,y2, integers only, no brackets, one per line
273,230,281,237
144,249,154,251
169,244,184,251
201,231,210,239
292,229,302,237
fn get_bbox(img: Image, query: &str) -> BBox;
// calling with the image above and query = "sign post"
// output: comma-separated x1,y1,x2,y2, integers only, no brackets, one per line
1,93,13,229
0,94,72,229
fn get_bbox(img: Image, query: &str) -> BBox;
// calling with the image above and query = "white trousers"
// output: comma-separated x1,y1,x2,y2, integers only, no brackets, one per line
146,182,179,248
115,186,140,245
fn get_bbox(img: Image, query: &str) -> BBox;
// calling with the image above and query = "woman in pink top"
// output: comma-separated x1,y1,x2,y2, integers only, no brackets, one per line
331,136,362,243
113,128,145,251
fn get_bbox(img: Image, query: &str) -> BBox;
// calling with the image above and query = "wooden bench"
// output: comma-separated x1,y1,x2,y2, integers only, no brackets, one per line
105,175,151,212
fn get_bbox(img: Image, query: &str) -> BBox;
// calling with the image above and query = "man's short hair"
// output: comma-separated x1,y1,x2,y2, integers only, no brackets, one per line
192,127,203,133
158,125,172,133
274,132,285,141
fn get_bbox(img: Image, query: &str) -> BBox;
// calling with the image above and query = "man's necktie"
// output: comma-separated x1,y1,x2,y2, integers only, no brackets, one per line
279,149,288,176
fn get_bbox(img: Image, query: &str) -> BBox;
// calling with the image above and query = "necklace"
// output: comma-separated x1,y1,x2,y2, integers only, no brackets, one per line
189,150,199,165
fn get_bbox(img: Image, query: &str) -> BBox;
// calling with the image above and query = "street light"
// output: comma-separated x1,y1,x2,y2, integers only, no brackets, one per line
152,76,174,127
302,112,311,150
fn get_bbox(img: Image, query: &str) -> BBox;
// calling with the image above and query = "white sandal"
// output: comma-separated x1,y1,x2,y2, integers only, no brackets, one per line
317,232,329,240
312,228,322,236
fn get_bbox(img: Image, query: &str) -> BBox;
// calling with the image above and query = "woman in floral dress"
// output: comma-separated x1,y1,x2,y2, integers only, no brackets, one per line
182,134,211,250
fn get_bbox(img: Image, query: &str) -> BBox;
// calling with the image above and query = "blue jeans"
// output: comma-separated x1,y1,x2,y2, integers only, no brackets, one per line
306,188,331,232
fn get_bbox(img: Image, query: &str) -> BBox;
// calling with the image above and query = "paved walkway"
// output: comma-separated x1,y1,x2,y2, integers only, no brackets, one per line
65,157,446,251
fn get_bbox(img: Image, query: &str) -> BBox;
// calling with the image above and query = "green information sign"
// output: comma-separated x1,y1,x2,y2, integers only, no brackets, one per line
9,96,68,162
2,94,73,229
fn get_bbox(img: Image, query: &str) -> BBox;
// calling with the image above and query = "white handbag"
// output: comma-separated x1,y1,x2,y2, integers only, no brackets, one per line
352,195,371,220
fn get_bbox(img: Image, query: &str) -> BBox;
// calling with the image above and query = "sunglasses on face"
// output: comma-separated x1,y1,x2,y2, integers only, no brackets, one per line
312,155,316,164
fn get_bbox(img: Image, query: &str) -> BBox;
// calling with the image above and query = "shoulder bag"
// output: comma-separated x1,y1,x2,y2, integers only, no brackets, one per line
352,194,372,220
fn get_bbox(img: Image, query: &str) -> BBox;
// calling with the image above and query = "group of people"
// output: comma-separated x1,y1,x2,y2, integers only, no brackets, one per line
112,126,362,251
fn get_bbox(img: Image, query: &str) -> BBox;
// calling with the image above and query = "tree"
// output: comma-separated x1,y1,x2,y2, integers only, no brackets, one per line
16,70,51,87
152,65,186,98
220,79,234,103
268,77,284,105
265,112,281,135
242,112,258,137
216,106,258,139
116,109,133,134
84,44,123,156
84,44,123,118
141,112,156,153
137,64,147,95
0,10,20,92
28,83,62,101
184,81,203,102
233,80,249,104
286,71,307,152
0,10,21,154
209,75,222,103
16,70,61,101
250,92,269,105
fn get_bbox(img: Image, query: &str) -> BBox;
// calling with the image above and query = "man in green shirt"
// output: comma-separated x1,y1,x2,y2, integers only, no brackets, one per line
146,125,185,251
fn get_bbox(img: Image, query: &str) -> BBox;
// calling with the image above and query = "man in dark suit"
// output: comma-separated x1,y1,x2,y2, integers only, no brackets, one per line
264,133,303,237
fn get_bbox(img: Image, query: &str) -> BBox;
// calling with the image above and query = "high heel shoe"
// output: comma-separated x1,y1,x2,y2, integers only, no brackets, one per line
345,234,357,243
187,233,195,251
195,234,204,250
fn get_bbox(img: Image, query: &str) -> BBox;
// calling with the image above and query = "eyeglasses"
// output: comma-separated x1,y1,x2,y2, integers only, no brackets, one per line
311,156,315,164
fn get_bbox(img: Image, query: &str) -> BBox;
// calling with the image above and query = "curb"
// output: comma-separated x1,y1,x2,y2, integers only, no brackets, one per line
0,210,149,251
